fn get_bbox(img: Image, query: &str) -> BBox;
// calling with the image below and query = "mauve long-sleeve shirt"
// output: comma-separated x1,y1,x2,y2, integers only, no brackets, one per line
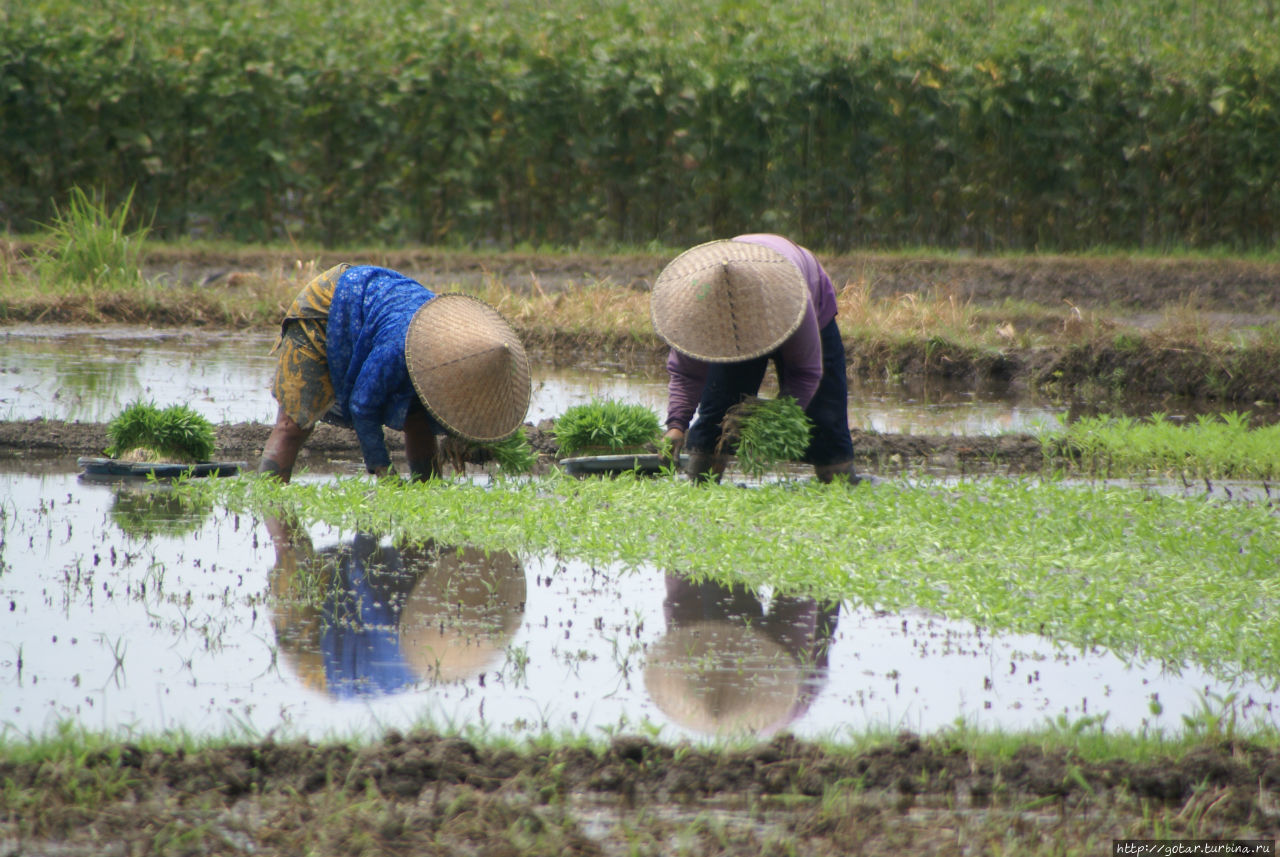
326,266,436,471
664,234,839,431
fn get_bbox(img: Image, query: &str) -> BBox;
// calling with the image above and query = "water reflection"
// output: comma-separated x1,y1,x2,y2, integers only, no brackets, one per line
106,481,215,539
644,575,838,737
266,517,526,699
1,470,1277,741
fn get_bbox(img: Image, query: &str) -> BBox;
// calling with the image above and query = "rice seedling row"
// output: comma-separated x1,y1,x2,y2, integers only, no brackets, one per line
199,471,1280,687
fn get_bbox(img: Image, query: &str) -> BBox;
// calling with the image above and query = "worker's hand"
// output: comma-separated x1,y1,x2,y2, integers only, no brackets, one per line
661,427,685,465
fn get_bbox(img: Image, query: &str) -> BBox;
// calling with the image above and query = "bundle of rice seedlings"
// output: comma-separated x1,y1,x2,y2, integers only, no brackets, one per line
105,400,217,463
553,399,661,456
716,396,812,476
481,428,538,475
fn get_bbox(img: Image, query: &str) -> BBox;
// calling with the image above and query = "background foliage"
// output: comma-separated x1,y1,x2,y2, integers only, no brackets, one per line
3,0,1279,251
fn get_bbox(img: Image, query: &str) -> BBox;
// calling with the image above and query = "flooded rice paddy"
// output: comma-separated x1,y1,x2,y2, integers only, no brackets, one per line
0,324,1068,434
4,470,1277,743
2,326,1278,742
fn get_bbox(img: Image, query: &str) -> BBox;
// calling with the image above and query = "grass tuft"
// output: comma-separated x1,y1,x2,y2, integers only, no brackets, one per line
33,186,150,292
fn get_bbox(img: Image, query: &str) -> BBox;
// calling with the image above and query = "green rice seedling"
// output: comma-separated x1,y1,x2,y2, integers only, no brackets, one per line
33,186,150,292
717,396,813,477
198,471,1280,687
552,399,661,456
481,429,538,475
1057,410,1280,479
105,400,217,463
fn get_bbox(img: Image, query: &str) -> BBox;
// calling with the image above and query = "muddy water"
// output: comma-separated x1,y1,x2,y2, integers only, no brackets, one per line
5,324,1277,436
2,470,1276,742
3,325,1278,741
0,324,1069,433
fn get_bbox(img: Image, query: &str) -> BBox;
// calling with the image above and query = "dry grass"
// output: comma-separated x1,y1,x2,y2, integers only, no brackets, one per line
467,274,653,341
1149,295,1226,347
836,277,987,343
0,249,1250,358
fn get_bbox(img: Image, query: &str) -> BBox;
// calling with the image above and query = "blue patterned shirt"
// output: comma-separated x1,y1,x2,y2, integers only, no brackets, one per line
326,266,436,471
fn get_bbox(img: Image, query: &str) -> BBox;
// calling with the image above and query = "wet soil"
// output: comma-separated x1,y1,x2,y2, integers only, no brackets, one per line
4,250,1280,853
0,417,1053,476
3,732,1277,854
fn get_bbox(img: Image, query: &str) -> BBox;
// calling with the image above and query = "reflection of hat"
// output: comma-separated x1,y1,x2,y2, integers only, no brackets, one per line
651,240,807,362
406,294,531,442
399,546,527,683
643,620,804,736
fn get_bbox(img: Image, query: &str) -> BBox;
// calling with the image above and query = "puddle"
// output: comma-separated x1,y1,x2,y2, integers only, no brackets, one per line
2,470,1276,742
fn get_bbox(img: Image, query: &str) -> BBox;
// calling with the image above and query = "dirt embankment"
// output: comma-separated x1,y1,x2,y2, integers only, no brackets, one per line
6,247,1277,406
4,732,1277,854
0,418,1051,475
137,245,1280,315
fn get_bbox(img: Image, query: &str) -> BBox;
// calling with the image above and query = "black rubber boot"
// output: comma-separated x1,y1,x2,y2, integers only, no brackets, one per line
684,452,728,484
813,460,862,485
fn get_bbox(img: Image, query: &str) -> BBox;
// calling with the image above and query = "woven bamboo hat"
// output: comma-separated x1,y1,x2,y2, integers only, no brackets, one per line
405,294,531,443
651,239,808,362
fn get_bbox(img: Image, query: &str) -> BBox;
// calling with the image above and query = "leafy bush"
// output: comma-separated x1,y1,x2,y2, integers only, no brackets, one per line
5,1,1280,252
106,400,217,463
553,399,661,456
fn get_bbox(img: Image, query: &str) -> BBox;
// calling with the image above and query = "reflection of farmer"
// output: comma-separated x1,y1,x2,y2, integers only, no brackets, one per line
652,235,859,484
259,264,531,482
265,516,527,698
643,574,839,736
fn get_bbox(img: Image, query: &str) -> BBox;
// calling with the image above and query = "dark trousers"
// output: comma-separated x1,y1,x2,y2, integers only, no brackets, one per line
685,318,854,466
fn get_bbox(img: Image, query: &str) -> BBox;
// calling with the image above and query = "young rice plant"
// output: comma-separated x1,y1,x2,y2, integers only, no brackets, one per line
198,471,1280,688
552,399,661,456
480,429,539,474
106,400,217,463
717,396,813,476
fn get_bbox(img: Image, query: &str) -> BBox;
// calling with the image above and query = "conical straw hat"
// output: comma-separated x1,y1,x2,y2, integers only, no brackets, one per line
405,294,531,443
651,239,808,362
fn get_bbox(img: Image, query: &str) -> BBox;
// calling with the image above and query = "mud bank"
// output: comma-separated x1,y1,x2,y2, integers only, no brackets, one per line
0,418,1049,475
3,732,1276,855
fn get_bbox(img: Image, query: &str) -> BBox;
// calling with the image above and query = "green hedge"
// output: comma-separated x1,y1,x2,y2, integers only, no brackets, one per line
3,1,1278,251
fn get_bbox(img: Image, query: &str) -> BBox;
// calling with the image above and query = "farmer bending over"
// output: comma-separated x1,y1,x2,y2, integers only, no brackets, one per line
652,234,859,484
259,264,531,482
